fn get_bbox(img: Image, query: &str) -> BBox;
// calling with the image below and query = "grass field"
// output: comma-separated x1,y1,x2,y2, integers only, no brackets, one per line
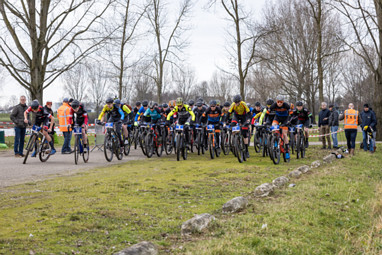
0,146,381,254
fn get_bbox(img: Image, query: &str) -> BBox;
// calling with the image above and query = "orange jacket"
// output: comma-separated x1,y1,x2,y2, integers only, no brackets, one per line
344,109,359,129
57,103,72,132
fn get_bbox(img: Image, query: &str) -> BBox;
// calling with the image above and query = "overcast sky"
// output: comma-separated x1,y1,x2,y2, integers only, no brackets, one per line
1,0,266,105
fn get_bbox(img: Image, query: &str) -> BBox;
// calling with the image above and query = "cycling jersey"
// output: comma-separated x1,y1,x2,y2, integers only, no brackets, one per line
144,108,162,122
98,104,128,121
290,108,312,126
135,106,151,122
269,102,291,117
69,104,88,126
25,105,52,127
202,107,222,124
167,104,195,122
228,101,250,116
193,106,207,124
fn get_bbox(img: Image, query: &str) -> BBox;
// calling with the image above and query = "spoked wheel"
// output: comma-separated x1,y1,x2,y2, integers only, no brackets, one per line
156,132,164,157
296,133,301,159
222,131,230,155
262,133,268,157
145,133,154,158
197,132,202,155
283,144,290,163
133,129,139,150
182,135,188,160
74,136,80,165
240,137,247,162
83,142,89,163
176,134,182,161
23,134,37,164
39,137,52,162
124,136,131,156
271,136,280,165
139,133,147,156
208,134,215,159
104,134,114,162
254,132,261,153
190,130,194,153
234,135,243,163
165,132,173,155
115,136,123,160
300,133,306,158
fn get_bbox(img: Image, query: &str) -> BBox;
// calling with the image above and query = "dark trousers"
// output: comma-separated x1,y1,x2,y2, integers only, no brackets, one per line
14,127,26,155
345,129,357,150
62,131,72,153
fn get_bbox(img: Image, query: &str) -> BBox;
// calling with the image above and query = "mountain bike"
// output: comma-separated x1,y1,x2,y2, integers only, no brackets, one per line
175,124,188,161
221,124,231,155
194,123,205,155
23,125,53,164
231,124,247,163
145,123,164,158
269,124,290,165
207,124,221,159
103,122,123,162
73,124,89,164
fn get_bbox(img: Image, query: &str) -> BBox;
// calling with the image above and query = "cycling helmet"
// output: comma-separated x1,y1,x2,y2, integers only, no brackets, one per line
163,103,169,108
196,101,203,107
176,97,183,106
233,94,242,103
209,100,217,107
71,100,80,109
148,101,155,108
223,101,231,107
188,100,195,106
142,100,149,107
276,95,284,102
197,97,203,103
63,98,69,102
106,97,113,104
136,101,141,107
216,99,221,106
114,99,121,105
266,99,274,106
296,101,303,106
255,102,261,107
69,98,74,104
121,98,127,105
31,100,39,110
168,100,175,107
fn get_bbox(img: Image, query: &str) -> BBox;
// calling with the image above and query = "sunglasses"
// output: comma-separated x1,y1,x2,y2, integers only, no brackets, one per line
277,101,283,104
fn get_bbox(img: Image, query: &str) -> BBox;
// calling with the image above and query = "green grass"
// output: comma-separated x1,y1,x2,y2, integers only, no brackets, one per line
0,147,329,254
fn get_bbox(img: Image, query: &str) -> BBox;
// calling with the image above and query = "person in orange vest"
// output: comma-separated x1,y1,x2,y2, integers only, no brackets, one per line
57,98,73,154
341,103,361,156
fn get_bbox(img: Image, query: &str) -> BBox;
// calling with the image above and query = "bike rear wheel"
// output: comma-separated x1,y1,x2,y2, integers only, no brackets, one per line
83,142,89,163
208,134,215,159
74,135,80,165
156,131,164,157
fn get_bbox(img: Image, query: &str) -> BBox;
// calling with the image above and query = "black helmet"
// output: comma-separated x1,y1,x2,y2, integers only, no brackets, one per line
233,95,242,103
142,100,148,107
188,100,195,106
71,100,80,109
255,102,261,107
69,98,74,103
114,99,121,105
136,101,141,107
106,98,113,104
223,101,230,107
31,100,39,110
163,103,168,108
266,99,274,106
296,101,303,106
196,101,203,107
209,100,217,106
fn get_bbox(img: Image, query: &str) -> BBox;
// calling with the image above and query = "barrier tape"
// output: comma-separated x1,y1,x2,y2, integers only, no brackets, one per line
308,128,344,138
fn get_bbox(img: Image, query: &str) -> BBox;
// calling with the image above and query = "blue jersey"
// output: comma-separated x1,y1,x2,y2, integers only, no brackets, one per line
135,106,146,121
144,108,162,121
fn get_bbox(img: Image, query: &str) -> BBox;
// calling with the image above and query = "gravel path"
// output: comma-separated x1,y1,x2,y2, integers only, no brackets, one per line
0,148,146,188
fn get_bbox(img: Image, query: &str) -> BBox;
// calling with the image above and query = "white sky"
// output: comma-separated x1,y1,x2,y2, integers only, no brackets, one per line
0,0,266,105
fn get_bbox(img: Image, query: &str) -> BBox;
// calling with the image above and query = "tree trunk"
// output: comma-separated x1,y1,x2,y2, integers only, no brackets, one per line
375,0,382,141
317,0,324,104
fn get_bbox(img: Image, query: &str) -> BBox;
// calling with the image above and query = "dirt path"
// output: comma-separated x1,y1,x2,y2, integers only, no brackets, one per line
0,148,146,188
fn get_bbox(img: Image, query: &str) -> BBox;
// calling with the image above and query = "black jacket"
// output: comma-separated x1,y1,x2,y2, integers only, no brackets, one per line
10,103,28,128
328,109,339,127
318,108,331,127
360,110,377,130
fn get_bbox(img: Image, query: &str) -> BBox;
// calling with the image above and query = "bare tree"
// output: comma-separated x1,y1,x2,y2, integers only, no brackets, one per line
332,0,382,139
0,0,113,103
208,71,233,103
208,0,270,101
86,62,109,116
145,0,192,102
172,65,195,102
61,63,88,102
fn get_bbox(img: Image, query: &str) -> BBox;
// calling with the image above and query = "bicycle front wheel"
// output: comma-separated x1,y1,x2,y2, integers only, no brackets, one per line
104,133,113,162
23,133,37,164
74,135,80,165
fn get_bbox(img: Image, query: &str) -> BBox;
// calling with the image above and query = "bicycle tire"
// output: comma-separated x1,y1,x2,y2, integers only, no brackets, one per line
182,135,188,160
74,135,79,165
114,133,123,160
39,136,51,162
104,133,113,162
208,134,215,159
145,133,154,158
23,133,37,164
262,133,267,157
83,142,89,163
139,132,147,156
156,130,164,157
271,136,280,165
176,133,181,161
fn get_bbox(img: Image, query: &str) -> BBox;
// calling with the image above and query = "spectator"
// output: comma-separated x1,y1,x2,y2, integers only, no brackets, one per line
341,103,360,156
318,102,331,149
369,106,378,152
328,104,339,149
58,98,72,154
10,95,28,157
360,104,376,153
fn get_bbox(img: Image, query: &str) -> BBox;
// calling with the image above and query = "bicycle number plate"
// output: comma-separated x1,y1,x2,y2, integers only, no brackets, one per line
232,126,240,132
32,125,41,132
296,124,303,129
255,122,260,126
271,125,280,131
169,126,174,131
105,122,113,129
74,127,82,134
176,125,184,131
207,125,214,131
289,127,295,132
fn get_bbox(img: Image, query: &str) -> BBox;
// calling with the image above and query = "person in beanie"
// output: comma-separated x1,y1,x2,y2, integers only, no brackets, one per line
10,95,28,157
360,103,377,153
328,104,339,149
341,103,360,156
318,102,331,149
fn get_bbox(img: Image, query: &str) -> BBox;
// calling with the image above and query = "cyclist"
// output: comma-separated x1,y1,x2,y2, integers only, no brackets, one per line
97,98,126,146
120,99,134,143
221,101,232,125
135,100,150,125
188,100,195,110
144,101,163,124
165,100,176,125
202,100,223,149
270,95,292,159
259,99,275,126
251,101,264,135
166,97,196,147
24,100,56,156
44,100,56,136
228,95,252,158
69,100,89,148
134,101,141,115
290,101,313,148
193,101,207,124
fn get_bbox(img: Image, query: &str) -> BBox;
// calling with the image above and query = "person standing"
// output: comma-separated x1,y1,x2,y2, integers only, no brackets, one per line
10,95,28,157
328,104,339,149
318,102,331,149
58,98,72,154
342,103,360,156
360,104,377,153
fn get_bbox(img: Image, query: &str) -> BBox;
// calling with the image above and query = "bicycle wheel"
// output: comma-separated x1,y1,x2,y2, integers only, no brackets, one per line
74,135,80,165
23,134,37,164
83,141,89,163
197,132,202,155
156,131,164,157
296,133,301,159
208,134,215,159
300,133,306,158
133,128,139,150
104,133,114,162
123,136,131,156
222,131,230,155
254,132,260,153
241,136,247,162
145,133,154,158
139,132,147,156
39,136,51,162
165,131,173,155
114,135,123,160
182,135,188,160
262,133,268,157
271,136,280,165
190,130,194,153
176,133,181,161
215,134,221,158
233,135,243,163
